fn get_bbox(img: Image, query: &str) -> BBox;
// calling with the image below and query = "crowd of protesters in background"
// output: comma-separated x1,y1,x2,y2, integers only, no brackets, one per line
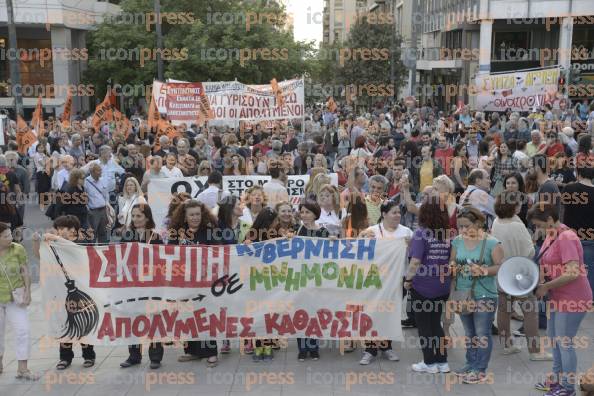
0,96,593,395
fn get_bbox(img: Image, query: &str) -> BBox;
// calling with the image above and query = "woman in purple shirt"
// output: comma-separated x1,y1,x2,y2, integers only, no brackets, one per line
404,194,452,374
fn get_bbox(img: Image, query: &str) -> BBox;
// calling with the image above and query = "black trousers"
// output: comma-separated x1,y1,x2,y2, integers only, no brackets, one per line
59,343,95,362
410,288,448,365
184,341,217,358
364,340,392,356
128,343,164,363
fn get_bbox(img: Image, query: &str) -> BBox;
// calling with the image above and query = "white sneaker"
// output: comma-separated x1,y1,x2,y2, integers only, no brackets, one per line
530,352,553,361
503,346,521,355
437,363,451,373
359,352,375,365
382,349,400,361
411,361,438,373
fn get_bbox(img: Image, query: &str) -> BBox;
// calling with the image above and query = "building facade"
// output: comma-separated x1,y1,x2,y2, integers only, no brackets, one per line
323,0,370,44
412,0,594,109
0,0,120,117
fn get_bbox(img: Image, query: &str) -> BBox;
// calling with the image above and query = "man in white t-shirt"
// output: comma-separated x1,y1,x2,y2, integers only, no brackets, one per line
197,171,230,210
459,169,495,219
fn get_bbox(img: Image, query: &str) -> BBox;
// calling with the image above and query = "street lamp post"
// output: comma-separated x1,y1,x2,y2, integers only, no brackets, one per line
154,0,164,81
6,0,23,116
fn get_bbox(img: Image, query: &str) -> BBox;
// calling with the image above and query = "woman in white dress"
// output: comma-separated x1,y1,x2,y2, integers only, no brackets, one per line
117,177,147,230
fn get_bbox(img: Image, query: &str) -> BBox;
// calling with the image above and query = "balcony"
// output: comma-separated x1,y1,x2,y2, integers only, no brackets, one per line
415,47,465,70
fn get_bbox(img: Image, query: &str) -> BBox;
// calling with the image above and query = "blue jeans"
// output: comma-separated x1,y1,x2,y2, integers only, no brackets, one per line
459,298,496,373
581,240,594,300
548,311,586,392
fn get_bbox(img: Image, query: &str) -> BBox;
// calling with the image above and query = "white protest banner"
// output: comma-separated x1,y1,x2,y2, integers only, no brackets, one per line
474,66,562,112
153,79,304,126
41,237,406,345
148,175,338,230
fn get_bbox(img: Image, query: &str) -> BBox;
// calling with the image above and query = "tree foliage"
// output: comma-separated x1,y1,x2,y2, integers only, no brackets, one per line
310,17,406,106
84,0,316,100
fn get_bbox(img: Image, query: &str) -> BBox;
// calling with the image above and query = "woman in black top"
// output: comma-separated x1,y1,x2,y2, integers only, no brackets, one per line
58,169,88,228
119,204,164,369
244,207,279,362
168,199,220,367
295,199,329,362
503,173,530,226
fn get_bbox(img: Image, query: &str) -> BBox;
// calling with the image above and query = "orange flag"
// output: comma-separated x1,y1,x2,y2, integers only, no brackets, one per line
92,90,114,131
61,90,72,128
196,95,214,127
113,109,132,138
153,118,179,153
148,95,160,130
270,78,285,108
31,95,45,137
158,118,179,140
16,115,37,155
327,96,337,113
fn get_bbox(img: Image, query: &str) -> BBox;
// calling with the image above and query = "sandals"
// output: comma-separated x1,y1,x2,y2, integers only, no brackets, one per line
83,359,95,368
16,370,39,381
56,360,71,370
177,354,200,362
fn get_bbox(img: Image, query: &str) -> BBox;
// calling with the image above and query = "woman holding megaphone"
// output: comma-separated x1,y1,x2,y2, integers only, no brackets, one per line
527,203,593,396
491,191,552,361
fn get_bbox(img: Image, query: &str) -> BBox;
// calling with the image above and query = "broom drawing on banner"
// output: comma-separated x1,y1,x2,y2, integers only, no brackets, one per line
49,245,99,339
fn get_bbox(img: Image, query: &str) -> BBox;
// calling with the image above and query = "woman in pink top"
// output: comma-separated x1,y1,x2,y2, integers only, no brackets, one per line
528,204,593,396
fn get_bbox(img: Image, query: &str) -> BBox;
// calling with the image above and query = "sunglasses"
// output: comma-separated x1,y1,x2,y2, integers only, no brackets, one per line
457,207,479,220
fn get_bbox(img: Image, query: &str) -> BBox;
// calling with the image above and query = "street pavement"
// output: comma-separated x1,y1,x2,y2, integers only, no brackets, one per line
1,203,593,396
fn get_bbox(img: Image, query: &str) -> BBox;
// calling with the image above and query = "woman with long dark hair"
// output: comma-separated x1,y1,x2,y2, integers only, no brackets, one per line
503,172,530,226
33,141,51,208
490,142,517,197
215,195,249,354
168,200,220,367
452,142,469,197
274,202,297,237
404,194,452,373
57,168,88,229
120,204,164,369
342,192,369,238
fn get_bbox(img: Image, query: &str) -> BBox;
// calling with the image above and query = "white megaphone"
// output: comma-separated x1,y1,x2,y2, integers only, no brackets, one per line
497,256,540,297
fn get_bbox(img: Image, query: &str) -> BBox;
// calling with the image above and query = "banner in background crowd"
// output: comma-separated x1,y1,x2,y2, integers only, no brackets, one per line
41,238,406,345
474,66,562,112
148,174,338,230
153,79,304,127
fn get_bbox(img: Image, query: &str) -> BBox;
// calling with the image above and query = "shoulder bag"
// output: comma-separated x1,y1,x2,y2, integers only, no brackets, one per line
0,257,26,305
87,178,116,229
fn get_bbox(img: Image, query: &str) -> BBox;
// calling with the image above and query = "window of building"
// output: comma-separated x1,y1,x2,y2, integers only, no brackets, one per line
492,31,531,61
573,26,594,60
0,38,54,98
334,10,343,27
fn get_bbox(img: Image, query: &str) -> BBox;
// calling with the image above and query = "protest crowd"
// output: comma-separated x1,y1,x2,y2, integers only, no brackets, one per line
0,94,594,396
